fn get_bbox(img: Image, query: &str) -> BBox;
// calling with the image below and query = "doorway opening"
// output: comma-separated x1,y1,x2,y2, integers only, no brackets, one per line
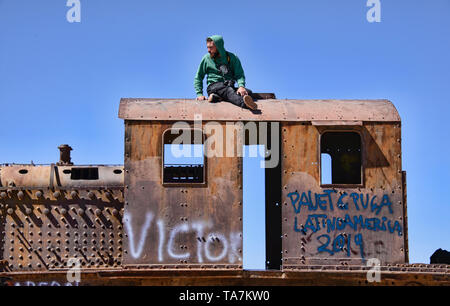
242,122,282,270
243,145,266,269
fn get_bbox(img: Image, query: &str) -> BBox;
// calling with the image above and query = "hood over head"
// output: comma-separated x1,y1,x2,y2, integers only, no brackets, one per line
208,35,227,63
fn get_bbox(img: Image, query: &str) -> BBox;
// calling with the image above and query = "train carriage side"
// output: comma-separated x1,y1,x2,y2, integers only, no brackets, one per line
118,98,407,270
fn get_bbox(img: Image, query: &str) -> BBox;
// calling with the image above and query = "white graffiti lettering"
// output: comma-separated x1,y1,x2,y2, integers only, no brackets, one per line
157,220,165,262
124,212,154,259
124,211,242,264
168,223,190,259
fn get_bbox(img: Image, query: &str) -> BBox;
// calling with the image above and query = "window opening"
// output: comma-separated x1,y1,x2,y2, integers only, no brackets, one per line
320,132,361,185
163,129,205,184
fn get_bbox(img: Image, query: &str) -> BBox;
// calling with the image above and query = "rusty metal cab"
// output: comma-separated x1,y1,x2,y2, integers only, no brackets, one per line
3,98,449,286
118,98,407,270
0,161,124,272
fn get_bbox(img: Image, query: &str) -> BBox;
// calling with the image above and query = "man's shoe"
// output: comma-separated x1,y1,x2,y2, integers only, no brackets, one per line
208,93,221,103
243,95,257,110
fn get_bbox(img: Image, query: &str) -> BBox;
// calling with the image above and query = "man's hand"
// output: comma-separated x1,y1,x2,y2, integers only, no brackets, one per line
237,87,248,96
196,95,207,101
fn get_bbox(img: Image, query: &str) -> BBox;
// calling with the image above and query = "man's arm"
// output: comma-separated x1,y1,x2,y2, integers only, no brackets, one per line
194,58,206,98
231,55,246,89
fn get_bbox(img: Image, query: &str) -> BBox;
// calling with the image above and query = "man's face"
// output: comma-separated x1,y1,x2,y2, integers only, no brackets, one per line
207,41,218,58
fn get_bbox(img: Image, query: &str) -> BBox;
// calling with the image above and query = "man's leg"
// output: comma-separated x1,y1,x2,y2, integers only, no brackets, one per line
229,87,258,110
207,82,227,103
208,83,257,110
220,86,245,107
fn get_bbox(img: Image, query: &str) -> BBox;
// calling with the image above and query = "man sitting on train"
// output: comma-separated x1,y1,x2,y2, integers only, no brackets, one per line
194,35,258,111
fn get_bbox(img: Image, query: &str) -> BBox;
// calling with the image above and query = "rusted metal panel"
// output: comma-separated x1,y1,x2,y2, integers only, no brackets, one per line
0,160,125,272
402,171,409,263
0,187,124,272
1,265,448,286
118,99,400,122
312,120,363,126
122,121,243,268
0,165,124,188
281,123,406,267
361,123,403,189
0,97,411,280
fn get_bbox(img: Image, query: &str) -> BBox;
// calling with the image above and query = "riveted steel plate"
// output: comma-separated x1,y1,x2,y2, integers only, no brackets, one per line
119,99,401,122
280,122,406,267
0,188,124,271
282,172,405,266
122,121,243,268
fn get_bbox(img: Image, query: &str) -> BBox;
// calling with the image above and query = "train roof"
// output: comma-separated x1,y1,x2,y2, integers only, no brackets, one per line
118,98,401,123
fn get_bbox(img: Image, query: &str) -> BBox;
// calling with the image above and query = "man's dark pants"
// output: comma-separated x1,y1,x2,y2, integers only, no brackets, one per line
207,82,253,108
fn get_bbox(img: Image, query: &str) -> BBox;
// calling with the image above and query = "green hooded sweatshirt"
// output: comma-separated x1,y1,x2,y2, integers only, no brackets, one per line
194,35,246,97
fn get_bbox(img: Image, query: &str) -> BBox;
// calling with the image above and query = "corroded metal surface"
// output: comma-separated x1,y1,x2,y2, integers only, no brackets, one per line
0,187,124,272
4,98,443,285
123,121,243,268
282,174,405,266
118,99,400,122
0,164,125,272
0,165,124,188
1,265,448,286
281,123,406,267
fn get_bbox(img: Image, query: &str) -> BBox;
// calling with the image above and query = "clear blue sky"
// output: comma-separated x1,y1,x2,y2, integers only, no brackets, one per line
1,0,449,267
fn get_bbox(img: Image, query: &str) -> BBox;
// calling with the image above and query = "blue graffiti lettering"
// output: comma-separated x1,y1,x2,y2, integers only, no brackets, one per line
315,193,328,211
369,195,393,215
317,234,334,255
300,214,401,236
344,214,355,230
288,191,300,214
304,215,317,233
353,215,365,230
289,189,400,262
300,192,311,212
350,193,360,210
289,190,394,216
387,220,403,236
317,233,364,260
337,192,348,210
323,189,336,211
294,216,306,235
360,193,370,209
333,234,346,252
336,217,345,230
326,217,336,233
355,233,365,262
380,217,387,231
